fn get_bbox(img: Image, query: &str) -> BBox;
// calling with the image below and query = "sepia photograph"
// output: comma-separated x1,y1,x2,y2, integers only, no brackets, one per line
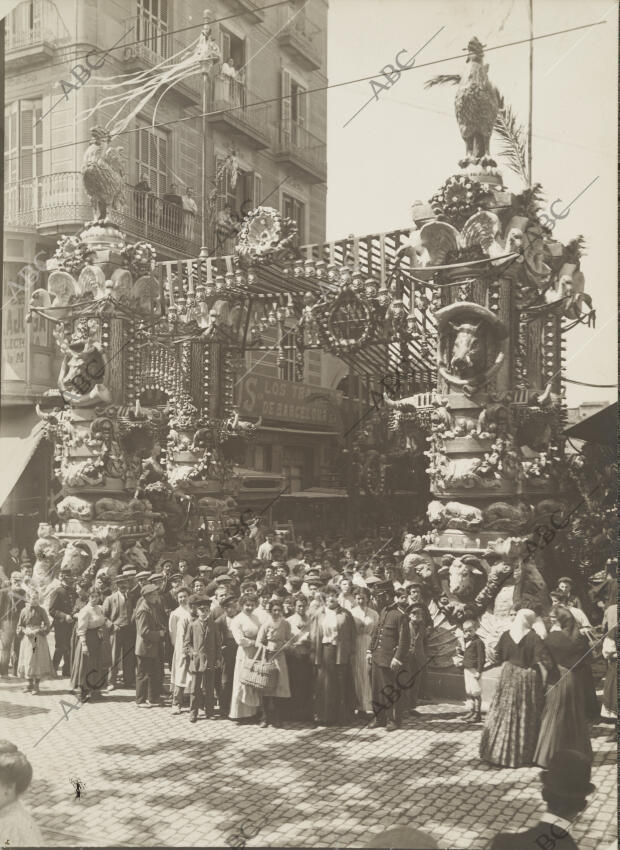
0,0,617,847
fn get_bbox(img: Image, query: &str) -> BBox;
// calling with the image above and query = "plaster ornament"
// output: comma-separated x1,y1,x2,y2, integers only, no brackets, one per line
428,500,484,530
57,495,95,520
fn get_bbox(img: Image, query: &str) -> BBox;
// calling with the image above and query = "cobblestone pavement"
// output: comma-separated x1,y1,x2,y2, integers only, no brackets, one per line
1,677,616,849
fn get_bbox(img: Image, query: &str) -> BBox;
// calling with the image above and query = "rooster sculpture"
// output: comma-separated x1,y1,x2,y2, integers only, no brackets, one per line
81,126,124,221
426,37,500,168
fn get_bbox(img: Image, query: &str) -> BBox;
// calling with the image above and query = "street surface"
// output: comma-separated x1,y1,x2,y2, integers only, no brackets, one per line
1,677,616,849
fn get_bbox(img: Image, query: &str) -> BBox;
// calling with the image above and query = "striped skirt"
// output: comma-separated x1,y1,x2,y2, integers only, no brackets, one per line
480,661,544,767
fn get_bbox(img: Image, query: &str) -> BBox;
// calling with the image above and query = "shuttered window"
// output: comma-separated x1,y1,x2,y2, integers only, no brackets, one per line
136,125,168,194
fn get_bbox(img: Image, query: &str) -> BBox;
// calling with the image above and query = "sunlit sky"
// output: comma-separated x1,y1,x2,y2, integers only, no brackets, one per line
326,0,618,408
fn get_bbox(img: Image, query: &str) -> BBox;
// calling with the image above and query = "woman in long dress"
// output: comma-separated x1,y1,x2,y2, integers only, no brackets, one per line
70,588,111,701
285,593,314,721
350,587,378,716
256,598,292,728
534,605,593,767
16,589,54,693
169,586,192,715
480,608,555,767
229,594,261,721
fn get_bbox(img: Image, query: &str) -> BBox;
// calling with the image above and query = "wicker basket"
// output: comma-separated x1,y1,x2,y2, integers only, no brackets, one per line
239,645,279,692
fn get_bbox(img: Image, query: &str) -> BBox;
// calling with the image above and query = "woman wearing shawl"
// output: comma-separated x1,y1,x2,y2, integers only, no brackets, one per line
313,586,357,727
534,605,593,767
169,586,192,714
16,588,54,693
480,608,555,767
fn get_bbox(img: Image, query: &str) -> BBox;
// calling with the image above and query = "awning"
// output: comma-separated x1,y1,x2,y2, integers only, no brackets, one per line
564,402,617,447
281,487,348,499
0,409,45,511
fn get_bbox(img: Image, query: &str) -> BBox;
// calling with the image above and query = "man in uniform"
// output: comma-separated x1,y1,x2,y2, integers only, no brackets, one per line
368,580,410,731
135,583,165,707
48,568,76,677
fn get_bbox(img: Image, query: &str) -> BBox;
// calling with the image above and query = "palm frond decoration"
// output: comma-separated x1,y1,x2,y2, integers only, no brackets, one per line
564,235,587,265
424,74,461,89
493,97,529,185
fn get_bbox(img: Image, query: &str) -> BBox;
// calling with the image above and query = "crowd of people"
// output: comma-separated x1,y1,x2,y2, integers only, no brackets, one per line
0,532,616,761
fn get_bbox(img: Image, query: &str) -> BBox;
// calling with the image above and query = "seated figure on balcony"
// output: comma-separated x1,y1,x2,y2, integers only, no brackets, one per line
134,173,153,223
162,184,183,235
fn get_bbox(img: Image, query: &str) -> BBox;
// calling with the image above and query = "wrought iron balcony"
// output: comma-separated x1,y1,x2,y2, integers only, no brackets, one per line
121,15,201,102
4,0,69,67
277,16,322,72
273,120,327,184
4,173,203,259
208,76,270,150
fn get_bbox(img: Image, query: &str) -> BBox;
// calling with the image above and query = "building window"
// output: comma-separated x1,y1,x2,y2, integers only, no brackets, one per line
282,464,303,493
136,124,168,195
4,99,43,185
282,193,305,242
136,0,169,57
220,27,246,69
281,71,307,134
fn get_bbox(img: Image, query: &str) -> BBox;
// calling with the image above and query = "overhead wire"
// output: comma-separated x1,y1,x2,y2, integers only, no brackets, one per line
4,18,607,167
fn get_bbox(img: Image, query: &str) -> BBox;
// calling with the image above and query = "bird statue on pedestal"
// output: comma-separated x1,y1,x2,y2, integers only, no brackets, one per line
81,126,124,222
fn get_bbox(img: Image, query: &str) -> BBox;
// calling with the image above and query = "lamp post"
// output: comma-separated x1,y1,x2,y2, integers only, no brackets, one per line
197,9,221,259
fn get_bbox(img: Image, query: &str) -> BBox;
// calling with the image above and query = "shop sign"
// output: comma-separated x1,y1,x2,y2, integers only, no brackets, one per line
238,375,342,427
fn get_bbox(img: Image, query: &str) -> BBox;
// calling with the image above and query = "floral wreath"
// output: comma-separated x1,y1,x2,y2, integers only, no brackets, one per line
235,207,298,266
430,175,489,230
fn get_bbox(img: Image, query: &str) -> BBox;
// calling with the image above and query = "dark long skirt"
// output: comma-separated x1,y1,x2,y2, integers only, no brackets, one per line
576,661,600,720
603,658,617,715
70,628,106,692
534,666,593,768
480,661,544,767
285,651,314,721
315,646,355,726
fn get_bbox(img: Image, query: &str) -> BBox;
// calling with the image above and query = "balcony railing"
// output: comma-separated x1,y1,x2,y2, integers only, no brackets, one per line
274,119,327,183
208,76,270,149
277,15,322,71
4,174,203,258
121,15,201,98
5,0,69,56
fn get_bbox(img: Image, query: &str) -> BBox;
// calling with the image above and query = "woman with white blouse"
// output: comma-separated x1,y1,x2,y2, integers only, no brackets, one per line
350,587,378,716
229,594,262,721
70,588,111,701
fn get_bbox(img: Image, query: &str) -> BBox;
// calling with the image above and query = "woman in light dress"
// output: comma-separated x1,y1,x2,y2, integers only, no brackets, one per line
256,598,291,728
229,593,262,721
16,588,54,694
350,587,378,715
169,586,193,715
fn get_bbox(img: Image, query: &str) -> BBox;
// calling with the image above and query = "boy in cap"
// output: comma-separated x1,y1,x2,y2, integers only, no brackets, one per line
184,595,221,722
455,619,486,723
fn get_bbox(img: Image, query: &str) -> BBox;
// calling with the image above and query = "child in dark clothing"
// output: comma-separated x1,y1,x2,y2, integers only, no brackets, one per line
459,618,486,722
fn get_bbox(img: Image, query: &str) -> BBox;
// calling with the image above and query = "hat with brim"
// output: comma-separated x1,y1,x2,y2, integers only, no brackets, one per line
141,583,159,597
374,580,395,595
198,565,213,573
540,749,595,798
305,577,322,588
221,595,238,608
558,577,573,585
169,573,182,582
136,571,150,582
194,595,212,608
121,566,137,577
364,575,381,587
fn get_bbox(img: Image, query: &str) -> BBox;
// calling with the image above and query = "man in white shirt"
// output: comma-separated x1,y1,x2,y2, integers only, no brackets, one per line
257,532,275,561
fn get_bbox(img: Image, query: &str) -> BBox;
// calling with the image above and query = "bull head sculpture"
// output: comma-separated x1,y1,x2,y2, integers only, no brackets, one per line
448,320,487,379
